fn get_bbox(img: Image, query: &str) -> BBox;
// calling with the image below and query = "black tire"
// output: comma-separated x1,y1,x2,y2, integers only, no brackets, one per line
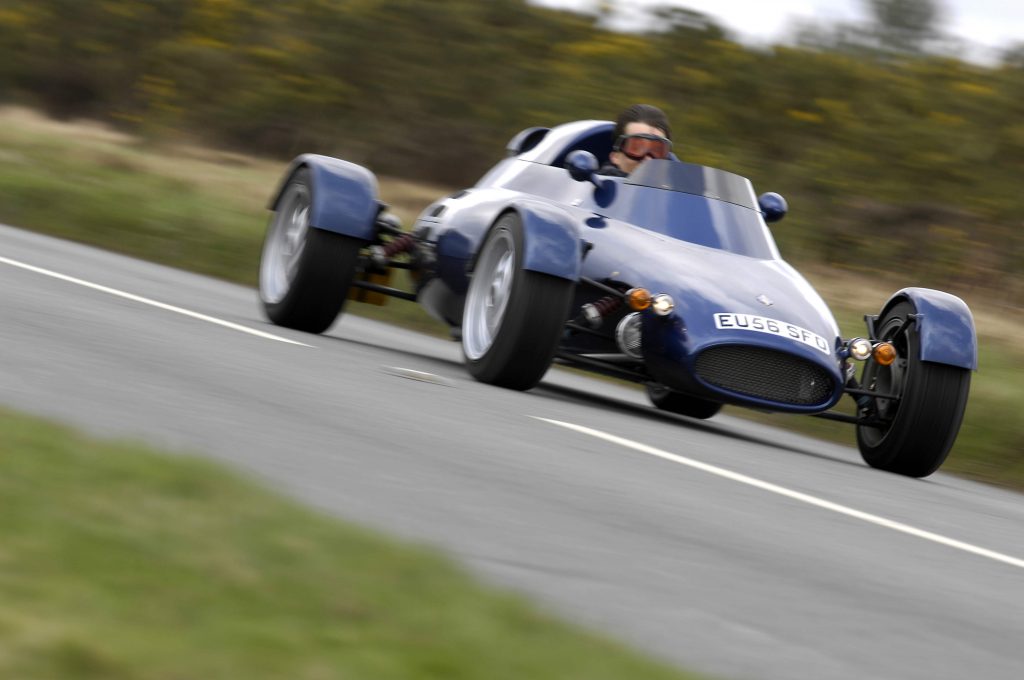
461,213,574,390
856,301,971,477
259,169,364,333
646,383,722,419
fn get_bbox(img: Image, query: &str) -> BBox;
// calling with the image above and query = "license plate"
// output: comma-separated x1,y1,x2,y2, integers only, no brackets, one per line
713,313,831,355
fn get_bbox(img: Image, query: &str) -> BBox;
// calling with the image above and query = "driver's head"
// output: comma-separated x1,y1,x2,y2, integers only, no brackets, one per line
609,104,672,175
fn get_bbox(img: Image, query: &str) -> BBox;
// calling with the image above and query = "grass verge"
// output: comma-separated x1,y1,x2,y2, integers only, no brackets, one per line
0,408,703,679
1,106,1021,490
0,106,442,334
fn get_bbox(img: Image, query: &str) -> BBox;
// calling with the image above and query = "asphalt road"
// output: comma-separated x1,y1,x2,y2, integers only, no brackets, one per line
2,223,1022,680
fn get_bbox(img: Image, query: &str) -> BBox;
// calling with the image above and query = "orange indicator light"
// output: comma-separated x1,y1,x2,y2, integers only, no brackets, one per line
626,288,652,311
873,342,897,366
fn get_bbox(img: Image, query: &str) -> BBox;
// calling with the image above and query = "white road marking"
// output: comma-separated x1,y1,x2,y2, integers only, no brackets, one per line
535,417,1024,570
382,366,455,387
0,255,313,347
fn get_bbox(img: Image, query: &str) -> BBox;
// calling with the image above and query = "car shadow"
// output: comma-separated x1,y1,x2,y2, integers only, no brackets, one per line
531,381,866,470
316,328,465,367
313,327,864,470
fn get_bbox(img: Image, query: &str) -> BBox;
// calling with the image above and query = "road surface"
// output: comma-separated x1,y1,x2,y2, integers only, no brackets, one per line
2,223,1022,680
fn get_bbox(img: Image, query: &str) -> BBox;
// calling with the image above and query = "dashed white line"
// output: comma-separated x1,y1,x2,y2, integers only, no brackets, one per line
534,417,1024,570
0,255,313,347
382,366,456,387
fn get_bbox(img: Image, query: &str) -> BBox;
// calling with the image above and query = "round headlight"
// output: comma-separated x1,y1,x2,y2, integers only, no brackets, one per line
651,293,675,316
615,312,643,359
848,337,872,361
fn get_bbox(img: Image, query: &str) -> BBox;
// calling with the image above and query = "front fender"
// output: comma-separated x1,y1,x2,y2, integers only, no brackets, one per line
269,154,380,241
878,288,977,370
510,200,581,281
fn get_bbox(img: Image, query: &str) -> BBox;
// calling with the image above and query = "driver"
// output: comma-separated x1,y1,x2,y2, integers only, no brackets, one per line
599,103,673,177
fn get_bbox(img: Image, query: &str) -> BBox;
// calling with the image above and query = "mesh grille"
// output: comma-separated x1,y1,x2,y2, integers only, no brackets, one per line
695,346,835,406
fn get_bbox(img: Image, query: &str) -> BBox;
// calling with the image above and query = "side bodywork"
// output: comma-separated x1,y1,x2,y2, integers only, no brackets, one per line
412,121,854,413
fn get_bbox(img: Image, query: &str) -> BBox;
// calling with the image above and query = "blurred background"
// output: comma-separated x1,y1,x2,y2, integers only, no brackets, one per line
3,0,1024,295
4,5,1023,677
0,0,1021,484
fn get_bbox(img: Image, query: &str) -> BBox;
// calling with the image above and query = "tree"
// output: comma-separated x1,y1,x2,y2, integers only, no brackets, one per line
865,0,945,54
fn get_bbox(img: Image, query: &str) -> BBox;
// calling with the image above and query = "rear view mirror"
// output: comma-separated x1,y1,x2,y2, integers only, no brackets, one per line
758,192,788,223
566,150,600,183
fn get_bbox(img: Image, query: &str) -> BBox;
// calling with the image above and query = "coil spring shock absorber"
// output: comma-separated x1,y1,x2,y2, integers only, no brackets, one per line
369,233,418,268
580,295,623,328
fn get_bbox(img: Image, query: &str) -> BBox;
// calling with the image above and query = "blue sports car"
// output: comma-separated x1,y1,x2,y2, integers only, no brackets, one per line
258,119,976,478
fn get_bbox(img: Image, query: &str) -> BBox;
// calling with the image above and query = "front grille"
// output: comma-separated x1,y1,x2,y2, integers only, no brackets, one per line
695,345,835,406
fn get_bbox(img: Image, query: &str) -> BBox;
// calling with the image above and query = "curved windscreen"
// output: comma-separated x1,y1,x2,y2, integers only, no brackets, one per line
606,186,777,259
624,160,758,209
489,153,780,259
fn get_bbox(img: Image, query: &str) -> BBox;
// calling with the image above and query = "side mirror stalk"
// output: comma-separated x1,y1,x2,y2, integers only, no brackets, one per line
565,150,606,188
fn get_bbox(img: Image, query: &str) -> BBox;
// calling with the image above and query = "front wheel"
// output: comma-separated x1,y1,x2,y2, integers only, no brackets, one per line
462,213,574,390
259,169,363,333
856,301,971,477
646,384,722,419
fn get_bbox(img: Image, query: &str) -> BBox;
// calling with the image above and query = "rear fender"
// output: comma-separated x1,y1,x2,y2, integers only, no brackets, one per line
875,288,977,370
269,154,381,241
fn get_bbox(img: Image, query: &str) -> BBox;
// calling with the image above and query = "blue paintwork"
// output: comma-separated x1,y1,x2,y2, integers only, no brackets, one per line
270,154,380,241
758,192,788,223
511,200,582,280
573,224,844,411
408,120,855,412
277,119,975,413
880,288,978,370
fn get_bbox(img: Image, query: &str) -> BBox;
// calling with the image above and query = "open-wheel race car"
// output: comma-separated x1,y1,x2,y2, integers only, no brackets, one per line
258,119,976,478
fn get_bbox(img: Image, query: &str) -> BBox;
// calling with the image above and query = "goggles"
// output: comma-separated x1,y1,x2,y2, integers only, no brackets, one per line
614,133,672,161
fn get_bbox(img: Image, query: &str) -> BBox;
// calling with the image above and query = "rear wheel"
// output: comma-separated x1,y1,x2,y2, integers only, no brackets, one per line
646,383,722,419
856,301,971,477
462,213,574,390
259,169,364,333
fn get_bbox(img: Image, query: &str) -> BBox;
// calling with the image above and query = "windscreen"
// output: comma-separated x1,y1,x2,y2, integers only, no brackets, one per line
606,185,778,259
625,160,759,209
594,161,775,258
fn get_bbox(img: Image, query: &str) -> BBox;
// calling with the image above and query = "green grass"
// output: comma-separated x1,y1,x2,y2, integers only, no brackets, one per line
0,113,265,284
0,408,704,679
0,107,442,334
1,106,1021,490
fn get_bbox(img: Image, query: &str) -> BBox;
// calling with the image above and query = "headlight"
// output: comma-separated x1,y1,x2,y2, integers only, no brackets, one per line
848,337,872,361
615,312,643,359
651,293,675,316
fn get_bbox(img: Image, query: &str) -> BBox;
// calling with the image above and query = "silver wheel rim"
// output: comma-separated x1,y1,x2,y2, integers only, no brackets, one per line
463,229,515,360
260,184,310,304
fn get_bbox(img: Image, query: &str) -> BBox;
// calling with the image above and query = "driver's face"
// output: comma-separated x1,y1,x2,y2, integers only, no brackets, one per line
610,122,668,174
